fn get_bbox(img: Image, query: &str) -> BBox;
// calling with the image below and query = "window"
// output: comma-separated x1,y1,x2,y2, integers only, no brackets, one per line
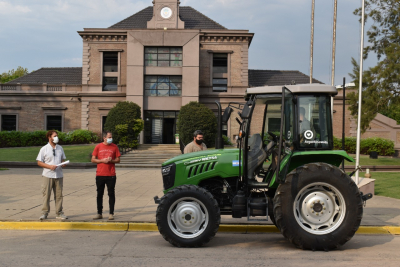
212,78,227,92
46,115,62,131
298,95,332,149
268,118,281,133
145,47,182,67
103,77,118,91
213,53,228,73
144,76,182,96
103,52,118,72
1,115,17,131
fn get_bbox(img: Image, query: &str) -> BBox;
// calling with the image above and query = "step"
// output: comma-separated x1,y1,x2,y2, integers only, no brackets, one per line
120,159,167,163
121,154,180,158
116,163,161,168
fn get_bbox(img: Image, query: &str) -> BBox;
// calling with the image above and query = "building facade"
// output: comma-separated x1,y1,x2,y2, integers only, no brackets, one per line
2,0,397,150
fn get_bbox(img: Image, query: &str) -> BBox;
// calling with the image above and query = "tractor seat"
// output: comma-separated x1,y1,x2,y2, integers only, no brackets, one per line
247,134,267,180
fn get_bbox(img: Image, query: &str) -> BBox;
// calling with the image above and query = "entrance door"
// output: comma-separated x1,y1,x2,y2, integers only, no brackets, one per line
163,118,175,144
152,118,163,144
144,111,179,144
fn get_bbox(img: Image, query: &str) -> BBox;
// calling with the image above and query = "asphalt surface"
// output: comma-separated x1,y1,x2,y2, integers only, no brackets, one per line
0,230,399,266
0,168,399,226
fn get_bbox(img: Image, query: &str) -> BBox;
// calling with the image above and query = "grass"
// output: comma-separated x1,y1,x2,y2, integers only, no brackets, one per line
0,168,8,171
345,154,400,166
0,145,96,163
359,172,400,199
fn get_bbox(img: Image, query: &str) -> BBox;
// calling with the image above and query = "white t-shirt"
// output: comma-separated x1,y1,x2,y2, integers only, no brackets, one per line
36,143,66,178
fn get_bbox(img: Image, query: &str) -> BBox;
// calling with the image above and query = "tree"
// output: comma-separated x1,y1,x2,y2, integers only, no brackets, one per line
0,66,29,83
177,102,217,147
348,1,400,132
104,101,144,148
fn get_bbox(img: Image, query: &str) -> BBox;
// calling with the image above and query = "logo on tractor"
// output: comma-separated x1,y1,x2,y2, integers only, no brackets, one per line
304,130,313,140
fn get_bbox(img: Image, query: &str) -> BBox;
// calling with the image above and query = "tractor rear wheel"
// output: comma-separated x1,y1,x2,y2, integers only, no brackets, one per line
273,163,363,251
156,185,220,247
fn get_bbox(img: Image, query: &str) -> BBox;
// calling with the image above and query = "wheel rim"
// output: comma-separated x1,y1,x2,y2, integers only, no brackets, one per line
167,197,209,239
293,182,346,235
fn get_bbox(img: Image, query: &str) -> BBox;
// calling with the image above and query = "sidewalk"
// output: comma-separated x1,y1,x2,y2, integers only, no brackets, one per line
0,168,399,227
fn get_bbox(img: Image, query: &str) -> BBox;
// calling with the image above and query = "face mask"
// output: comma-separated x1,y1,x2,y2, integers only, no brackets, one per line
107,138,113,144
195,139,203,145
53,136,59,144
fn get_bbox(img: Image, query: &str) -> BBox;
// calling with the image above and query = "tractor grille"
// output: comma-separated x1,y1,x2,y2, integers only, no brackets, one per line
187,161,217,178
161,163,176,190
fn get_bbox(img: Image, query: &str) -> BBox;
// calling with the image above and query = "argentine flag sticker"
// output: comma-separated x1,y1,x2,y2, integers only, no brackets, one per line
232,160,240,167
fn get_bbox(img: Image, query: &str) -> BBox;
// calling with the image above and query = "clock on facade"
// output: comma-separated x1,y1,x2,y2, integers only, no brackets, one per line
160,7,172,19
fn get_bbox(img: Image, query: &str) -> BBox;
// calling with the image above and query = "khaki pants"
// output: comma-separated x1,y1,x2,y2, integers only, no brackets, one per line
41,177,63,216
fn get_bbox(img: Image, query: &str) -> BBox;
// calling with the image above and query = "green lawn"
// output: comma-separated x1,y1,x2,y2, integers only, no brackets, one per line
345,155,400,166
0,145,97,163
359,172,400,199
0,168,8,171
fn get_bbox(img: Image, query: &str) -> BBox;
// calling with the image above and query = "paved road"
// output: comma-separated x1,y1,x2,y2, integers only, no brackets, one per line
0,230,399,266
1,168,399,225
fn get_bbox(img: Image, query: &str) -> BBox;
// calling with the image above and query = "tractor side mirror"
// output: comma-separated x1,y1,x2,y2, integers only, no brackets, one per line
222,106,233,123
240,102,251,119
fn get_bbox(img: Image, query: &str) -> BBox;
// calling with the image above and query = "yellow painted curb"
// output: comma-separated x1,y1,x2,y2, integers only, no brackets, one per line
128,223,158,231
384,226,400,235
0,221,399,235
356,226,389,234
0,221,128,231
246,225,280,233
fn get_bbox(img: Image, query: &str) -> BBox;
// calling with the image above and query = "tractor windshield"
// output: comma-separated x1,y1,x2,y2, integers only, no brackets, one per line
297,95,333,149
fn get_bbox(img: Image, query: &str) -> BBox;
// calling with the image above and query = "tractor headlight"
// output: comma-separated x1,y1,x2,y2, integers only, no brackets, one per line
162,165,172,175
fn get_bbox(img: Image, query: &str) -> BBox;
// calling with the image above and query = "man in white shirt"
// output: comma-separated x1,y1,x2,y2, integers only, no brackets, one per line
36,130,67,220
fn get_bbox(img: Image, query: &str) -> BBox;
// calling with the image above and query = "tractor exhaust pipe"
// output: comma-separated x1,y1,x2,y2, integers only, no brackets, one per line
215,101,224,149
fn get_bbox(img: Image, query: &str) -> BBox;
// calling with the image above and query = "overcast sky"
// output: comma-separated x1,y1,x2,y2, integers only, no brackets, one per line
0,0,377,86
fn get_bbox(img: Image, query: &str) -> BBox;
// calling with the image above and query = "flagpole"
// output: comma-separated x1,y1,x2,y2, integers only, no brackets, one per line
355,0,365,185
310,0,315,83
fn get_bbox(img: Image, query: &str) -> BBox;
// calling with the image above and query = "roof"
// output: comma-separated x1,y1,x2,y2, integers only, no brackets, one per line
248,69,323,87
246,84,338,97
6,68,82,85
109,6,226,30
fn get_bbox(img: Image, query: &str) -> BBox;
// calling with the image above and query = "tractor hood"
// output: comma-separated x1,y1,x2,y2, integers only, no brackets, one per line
162,149,239,166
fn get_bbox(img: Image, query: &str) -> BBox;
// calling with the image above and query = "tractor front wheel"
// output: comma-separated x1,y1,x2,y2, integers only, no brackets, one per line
273,163,363,251
156,185,220,247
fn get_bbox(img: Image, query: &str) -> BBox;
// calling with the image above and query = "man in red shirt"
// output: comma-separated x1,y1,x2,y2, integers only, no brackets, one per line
91,131,121,220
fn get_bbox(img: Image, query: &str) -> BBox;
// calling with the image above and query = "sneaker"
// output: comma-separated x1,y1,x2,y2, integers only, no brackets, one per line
39,214,47,220
93,214,103,220
56,213,68,220
108,214,114,220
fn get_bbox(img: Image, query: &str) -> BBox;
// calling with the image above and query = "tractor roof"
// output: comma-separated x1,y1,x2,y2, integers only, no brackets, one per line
245,84,338,97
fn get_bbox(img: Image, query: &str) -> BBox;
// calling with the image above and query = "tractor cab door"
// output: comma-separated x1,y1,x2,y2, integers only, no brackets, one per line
275,87,294,182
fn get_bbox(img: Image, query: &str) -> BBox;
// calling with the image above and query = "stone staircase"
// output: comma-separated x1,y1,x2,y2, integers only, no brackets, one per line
117,144,182,168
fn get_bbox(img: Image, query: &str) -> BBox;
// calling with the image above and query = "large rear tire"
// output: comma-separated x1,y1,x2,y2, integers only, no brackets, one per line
156,185,220,247
273,163,363,251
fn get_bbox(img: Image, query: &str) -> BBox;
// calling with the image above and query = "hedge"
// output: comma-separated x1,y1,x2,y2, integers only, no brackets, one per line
0,129,98,148
104,101,143,148
177,102,218,147
333,137,395,156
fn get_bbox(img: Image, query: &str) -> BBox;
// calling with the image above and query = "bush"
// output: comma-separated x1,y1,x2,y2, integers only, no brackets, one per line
222,135,233,146
0,129,97,148
104,101,143,148
333,136,395,156
177,102,217,147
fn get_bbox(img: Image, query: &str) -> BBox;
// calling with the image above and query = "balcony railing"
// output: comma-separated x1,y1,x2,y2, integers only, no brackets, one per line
0,84,17,91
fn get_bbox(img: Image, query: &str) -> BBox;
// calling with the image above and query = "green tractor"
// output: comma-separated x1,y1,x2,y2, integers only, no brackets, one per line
154,84,372,250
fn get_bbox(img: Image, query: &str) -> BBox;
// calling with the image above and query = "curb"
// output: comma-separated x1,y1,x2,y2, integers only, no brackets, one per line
0,222,399,235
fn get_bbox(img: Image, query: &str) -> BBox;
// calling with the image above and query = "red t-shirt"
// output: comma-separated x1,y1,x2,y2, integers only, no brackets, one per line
92,143,121,176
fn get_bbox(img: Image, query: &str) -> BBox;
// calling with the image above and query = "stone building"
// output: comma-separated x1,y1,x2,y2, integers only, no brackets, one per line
2,0,397,150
